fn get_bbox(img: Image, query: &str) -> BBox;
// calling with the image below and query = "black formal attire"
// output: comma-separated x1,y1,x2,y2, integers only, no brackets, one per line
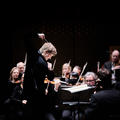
84,82,120,120
4,81,24,120
104,61,120,84
104,61,113,71
23,33,57,120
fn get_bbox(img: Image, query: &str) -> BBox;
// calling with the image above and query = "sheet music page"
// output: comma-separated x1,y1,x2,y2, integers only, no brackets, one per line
62,84,92,93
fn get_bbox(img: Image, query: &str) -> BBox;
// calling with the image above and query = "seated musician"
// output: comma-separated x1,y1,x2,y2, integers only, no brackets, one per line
61,62,72,83
81,72,99,93
16,61,25,80
103,49,120,85
56,62,73,120
61,65,82,85
69,72,79,85
82,72,98,86
4,67,27,120
68,65,82,85
72,65,81,77
97,68,113,90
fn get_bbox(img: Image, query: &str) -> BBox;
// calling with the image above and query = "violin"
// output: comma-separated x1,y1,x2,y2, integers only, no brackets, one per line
44,77,61,95
62,72,70,79
44,78,55,84
44,77,68,85
79,76,84,81
14,79,23,84
114,60,120,66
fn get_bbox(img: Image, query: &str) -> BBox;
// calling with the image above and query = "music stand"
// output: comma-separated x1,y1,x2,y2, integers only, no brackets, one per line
57,85,95,120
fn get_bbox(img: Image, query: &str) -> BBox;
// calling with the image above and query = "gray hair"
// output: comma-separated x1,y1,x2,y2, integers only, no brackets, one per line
16,62,25,67
84,72,98,80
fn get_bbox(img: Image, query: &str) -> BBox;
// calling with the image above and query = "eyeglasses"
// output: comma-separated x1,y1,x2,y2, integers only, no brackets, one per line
85,80,95,82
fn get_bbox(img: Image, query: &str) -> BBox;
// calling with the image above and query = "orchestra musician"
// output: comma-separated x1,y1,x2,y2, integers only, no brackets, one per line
81,71,100,93
103,49,120,85
82,72,97,87
16,62,25,80
57,62,72,120
61,62,72,83
61,64,83,86
4,67,27,120
97,68,113,90
67,65,81,85
72,65,81,77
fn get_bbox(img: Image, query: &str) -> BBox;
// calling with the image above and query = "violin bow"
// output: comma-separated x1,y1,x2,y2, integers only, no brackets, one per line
97,61,100,72
77,62,88,83
24,53,27,71
68,59,71,66
52,59,56,70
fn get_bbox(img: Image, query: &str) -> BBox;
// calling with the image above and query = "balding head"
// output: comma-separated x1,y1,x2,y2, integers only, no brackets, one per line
111,50,120,63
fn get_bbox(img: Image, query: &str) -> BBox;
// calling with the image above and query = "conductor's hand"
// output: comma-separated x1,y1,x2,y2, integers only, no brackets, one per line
38,33,45,40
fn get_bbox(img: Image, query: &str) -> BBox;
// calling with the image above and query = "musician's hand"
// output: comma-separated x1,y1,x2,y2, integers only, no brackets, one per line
75,82,81,86
112,65,120,70
38,33,45,40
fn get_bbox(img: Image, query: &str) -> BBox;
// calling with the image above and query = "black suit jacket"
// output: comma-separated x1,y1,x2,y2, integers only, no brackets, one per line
104,61,120,82
103,61,113,72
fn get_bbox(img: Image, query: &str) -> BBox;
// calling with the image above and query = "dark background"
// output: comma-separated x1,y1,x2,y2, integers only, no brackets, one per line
0,7,120,99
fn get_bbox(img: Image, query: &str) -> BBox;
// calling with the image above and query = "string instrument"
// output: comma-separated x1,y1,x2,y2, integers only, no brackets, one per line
114,60,120,66
44,77,68,95
44,77,69,85
44,78,55,84
65,72,70,79
14,79,23,84
79,76,85,81
44,77,53,95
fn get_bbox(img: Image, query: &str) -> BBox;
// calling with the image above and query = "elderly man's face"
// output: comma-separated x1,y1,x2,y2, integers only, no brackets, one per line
111,51,120,63
85,75,96,86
